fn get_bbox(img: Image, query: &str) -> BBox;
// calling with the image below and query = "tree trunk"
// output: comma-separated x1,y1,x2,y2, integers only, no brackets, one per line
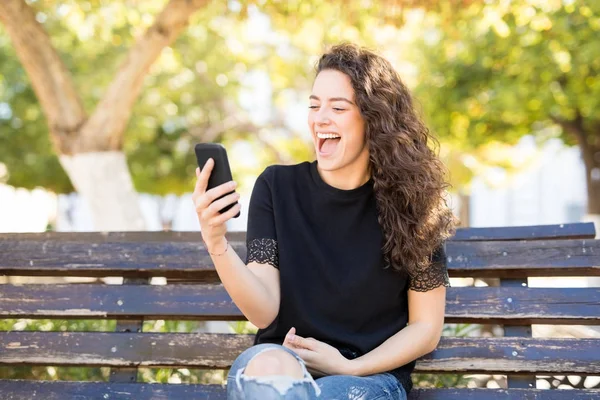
558,112,600,214
59,152,145,231
457,191,470,227
579,137,600,215
0,0,208,230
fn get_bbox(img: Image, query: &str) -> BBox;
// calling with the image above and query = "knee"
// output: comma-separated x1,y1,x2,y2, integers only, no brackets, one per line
244,349,304,379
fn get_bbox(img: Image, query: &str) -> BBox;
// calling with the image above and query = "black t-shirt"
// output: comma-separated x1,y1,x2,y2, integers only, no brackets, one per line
245,161,450,393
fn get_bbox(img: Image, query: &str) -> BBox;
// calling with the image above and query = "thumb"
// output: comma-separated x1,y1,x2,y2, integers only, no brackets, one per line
283,327,296,347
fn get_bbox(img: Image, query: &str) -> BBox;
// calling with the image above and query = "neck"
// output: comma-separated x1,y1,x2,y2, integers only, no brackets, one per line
317,152,371,190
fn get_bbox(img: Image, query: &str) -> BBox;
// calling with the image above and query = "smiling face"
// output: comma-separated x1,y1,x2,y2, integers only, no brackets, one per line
308,69,369,178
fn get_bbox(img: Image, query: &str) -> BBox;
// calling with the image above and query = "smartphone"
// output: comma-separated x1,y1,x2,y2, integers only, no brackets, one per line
194,143,240,218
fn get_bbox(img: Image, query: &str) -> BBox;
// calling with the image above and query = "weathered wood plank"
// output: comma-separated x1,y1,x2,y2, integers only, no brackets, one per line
409,388,600,399
0,222,591,244
0,231,247,243
447,239,600,278
2,237,599,278
0,236,247,280
0,332,254,368
445,287,600,325
1,333,599,374
0,284,242,320
0,380,227,400
2,285,599,325
0,381,598,400
451,222,595,242
420,337,600,374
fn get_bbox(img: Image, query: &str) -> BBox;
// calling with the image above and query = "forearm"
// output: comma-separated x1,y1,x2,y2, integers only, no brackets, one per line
348,321,441,376
207,237,278,328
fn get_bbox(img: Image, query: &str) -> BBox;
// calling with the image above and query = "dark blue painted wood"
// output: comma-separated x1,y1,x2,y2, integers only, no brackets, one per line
1,236,599,278
2,333,599,375
501,278,535,389
446,239,600,278
452,222,595,241
2,285,599,325
0,380,598,399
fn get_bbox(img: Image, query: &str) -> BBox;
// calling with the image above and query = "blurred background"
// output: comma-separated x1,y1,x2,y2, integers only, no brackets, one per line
1,0,598,391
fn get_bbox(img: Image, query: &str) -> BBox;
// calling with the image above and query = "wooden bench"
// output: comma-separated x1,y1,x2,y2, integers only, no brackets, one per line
1,222,599,399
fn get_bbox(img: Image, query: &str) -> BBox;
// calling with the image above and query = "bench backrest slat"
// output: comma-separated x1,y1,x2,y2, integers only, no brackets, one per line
2,332,598,375
2,284,599,325
450,222,595,241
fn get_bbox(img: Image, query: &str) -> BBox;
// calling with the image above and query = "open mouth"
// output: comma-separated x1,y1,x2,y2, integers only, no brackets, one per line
317,133,341,156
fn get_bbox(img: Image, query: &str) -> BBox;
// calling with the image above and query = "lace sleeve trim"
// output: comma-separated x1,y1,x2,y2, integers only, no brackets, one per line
408,255,450,292
246,238,279,269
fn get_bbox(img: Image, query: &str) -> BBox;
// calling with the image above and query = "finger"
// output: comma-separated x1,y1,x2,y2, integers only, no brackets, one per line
204,180,237,205
207,203,242,227
292,347,314,361
289,334,315,351
195,158,214,194
287,327,296,338
283,327,296,347
208,192,240,215
196,180,237,212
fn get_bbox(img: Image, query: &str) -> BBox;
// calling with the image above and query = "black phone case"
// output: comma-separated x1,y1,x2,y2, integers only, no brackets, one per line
194,143,240,218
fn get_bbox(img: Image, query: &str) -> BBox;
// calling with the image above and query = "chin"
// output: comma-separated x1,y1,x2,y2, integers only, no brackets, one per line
316,156,340,171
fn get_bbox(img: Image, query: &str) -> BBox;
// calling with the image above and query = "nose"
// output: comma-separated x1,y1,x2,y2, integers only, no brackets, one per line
314,108,331,126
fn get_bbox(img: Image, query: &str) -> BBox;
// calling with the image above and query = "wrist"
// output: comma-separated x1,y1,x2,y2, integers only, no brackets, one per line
344,358,364,376
205,236,227,255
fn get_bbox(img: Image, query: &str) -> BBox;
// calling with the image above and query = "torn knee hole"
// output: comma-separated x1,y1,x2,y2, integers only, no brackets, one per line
244,348,304,379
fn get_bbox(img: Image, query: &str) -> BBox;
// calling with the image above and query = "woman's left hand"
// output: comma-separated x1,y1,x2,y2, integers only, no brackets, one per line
282,327,354,376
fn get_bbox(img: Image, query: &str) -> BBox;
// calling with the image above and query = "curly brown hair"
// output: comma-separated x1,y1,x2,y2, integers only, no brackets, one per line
316,43,456,275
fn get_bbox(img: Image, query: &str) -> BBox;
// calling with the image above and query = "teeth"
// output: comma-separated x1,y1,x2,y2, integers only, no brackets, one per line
316,132,341,139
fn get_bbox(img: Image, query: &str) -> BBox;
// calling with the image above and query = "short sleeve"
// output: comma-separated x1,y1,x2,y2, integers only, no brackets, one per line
245,168,279,269
408,245,450,292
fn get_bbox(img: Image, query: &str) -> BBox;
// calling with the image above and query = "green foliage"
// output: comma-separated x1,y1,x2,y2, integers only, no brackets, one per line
3,1,597,195
0,0,453,195
413,0,600,187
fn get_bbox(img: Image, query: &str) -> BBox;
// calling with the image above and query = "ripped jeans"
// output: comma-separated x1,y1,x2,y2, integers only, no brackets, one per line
227,344,407,400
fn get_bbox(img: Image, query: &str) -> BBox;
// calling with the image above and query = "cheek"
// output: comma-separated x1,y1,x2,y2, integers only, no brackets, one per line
342,119,366,147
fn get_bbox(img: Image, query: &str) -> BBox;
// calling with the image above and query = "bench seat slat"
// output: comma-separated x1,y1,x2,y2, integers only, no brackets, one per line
2,285,599,325
1,333,599,374
1,238,599,279
0,380,227,400
0,381,598,400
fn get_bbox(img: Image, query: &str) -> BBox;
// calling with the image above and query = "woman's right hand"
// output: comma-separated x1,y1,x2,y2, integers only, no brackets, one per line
192,158,242,252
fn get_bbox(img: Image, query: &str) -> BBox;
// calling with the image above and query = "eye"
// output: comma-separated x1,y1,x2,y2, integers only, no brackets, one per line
333,108,346,111
308,105,319,109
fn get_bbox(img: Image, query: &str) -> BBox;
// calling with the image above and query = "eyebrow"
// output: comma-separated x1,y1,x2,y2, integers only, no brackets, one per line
309,95,355,105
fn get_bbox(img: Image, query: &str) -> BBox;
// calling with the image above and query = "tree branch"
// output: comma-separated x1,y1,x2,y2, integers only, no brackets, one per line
79,0,209,152
188,111,295,164
0,0,86,137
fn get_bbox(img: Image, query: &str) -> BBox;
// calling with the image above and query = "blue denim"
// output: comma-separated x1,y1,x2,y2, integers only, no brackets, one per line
227,344,407,400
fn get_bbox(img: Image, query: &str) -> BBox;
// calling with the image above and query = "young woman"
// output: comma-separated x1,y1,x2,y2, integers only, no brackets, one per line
193,43,455,400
